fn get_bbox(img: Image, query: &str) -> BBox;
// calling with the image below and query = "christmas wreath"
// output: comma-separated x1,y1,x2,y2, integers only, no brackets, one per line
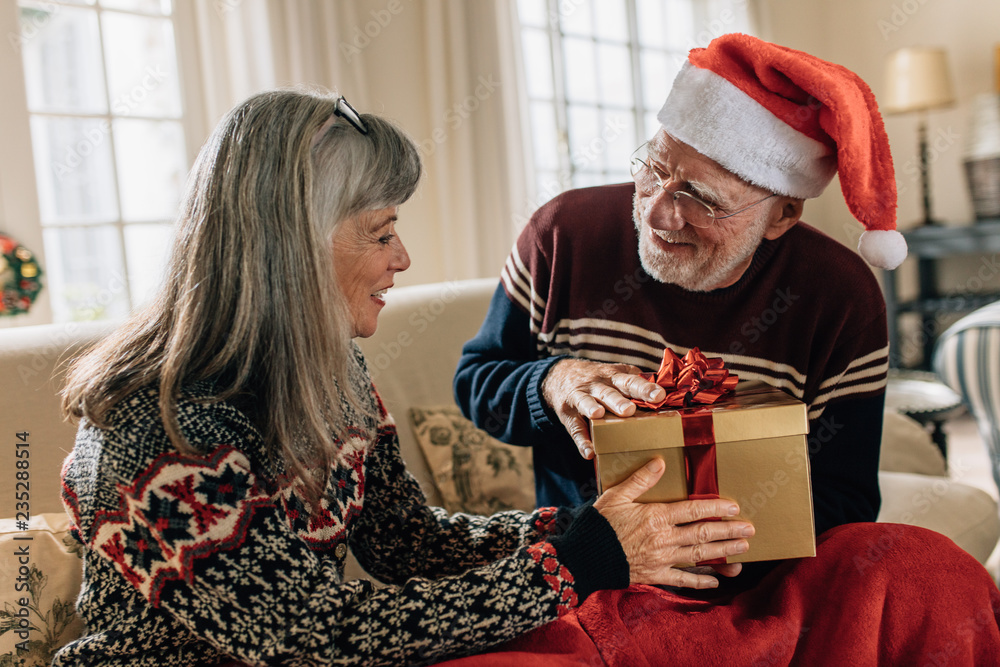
0,232,44,316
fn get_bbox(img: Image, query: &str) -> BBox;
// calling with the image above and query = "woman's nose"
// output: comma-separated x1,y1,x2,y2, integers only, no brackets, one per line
391,236,411,272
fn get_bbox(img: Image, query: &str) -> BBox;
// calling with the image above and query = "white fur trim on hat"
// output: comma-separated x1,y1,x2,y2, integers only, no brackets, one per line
657,62,838,199
858,229,907,269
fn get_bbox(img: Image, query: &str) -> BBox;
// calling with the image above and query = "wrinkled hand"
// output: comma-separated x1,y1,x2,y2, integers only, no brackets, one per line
594,458,753,588
541,358,665,459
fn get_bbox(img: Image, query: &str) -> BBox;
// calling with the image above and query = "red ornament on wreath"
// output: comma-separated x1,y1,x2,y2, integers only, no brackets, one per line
0,232,44,317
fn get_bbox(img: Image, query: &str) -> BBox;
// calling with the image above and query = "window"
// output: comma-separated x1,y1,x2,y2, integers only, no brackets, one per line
17,0,187,321
515,0,754,210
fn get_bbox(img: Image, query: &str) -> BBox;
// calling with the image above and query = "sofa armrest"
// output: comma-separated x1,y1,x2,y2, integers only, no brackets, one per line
877,471,1000,565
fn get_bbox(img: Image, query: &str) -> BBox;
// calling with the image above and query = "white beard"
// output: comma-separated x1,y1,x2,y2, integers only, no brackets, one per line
633,195,770,292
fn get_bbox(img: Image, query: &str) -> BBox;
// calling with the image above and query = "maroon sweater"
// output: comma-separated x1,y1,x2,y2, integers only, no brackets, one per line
455,183,888,537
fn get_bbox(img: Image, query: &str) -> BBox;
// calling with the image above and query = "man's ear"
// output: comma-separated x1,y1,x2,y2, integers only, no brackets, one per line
763,198,804,240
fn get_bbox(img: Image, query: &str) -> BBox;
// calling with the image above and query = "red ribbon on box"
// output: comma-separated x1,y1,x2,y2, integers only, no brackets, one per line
633,347,739,565
682,410,727,566
681,410,719,501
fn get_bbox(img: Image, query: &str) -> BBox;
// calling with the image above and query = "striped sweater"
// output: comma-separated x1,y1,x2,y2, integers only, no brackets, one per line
455,183,888,537
55,346,628,666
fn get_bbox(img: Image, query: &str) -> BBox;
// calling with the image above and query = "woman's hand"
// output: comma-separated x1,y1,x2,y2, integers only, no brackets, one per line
594,458,754,588
541,358,665,459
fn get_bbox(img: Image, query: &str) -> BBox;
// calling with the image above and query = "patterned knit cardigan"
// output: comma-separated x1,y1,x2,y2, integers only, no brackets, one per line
54,347,626,666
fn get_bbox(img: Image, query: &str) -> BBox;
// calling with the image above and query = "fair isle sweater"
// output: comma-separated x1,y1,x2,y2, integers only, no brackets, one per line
455,183,888,538
54,347,628,666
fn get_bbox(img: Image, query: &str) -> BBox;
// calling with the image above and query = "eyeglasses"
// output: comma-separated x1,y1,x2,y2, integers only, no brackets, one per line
629,143,776,228
334,96,368,135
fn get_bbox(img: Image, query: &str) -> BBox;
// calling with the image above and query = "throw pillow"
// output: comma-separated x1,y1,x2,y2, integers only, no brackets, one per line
0,513,84,666
409,405,535,515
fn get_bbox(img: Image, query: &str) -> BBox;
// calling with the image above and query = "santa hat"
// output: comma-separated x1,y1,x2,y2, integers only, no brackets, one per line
658,34,906,270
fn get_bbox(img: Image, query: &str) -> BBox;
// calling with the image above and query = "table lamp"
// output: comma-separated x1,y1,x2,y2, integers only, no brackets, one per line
884,47,956,226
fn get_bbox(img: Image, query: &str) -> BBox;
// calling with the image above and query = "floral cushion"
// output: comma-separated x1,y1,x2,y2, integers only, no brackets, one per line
409,406,535,514
0,513,83,667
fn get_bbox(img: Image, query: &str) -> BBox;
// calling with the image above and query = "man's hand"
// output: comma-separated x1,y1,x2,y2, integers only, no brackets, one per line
541,358,665,458
594,458,753,588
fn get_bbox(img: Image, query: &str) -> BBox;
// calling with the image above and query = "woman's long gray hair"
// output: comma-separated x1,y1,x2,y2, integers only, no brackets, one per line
63,89,421,506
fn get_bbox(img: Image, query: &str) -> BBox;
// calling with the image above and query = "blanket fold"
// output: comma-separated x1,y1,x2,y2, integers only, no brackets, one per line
438,523,1000,666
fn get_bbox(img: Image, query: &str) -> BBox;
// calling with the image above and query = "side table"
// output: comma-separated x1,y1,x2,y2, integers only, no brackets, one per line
883,219,1000,369
885,369,967,460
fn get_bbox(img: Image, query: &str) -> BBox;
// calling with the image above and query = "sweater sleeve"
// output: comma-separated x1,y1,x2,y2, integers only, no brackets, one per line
808,394,883,535
453,283,566,446
349,414,628,603
804,302,888,536
65,403,627,666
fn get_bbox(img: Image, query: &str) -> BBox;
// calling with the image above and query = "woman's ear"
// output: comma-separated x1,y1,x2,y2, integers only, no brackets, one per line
763,198,805,240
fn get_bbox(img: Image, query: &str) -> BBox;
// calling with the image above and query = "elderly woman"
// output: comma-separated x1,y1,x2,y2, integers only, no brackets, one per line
54,90,753,666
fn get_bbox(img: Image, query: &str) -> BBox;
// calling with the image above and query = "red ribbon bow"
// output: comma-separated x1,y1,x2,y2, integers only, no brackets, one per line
633,347,739,410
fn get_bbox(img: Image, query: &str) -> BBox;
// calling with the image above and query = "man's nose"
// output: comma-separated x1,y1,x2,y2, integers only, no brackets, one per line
643,189,686,231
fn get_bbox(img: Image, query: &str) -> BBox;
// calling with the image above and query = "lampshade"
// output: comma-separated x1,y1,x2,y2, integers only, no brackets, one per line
883,47,956,113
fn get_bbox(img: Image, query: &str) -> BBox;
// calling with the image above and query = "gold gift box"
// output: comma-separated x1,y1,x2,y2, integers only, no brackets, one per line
591,382,815,563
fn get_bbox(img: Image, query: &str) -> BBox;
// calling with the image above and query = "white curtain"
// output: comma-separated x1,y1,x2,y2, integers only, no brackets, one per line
176,0,526,284
178,0,367,131
416,0,527,279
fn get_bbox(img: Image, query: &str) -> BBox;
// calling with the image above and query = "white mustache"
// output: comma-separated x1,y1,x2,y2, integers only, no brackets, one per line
651,228,694,245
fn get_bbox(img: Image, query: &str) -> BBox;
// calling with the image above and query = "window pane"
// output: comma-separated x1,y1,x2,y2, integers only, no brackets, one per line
635,0,666,49
516,0,547,28
571,171,604,189
113,119,186,222
560,0,593,36
43,225,130,322
594,0,628,43
563,37,597,104
19,4,107,114
644,110,660,141
521,28,554,99
99,0,172,15
535,170,563,207
640,49,681,111
665,0,696,49
517,0,755,223
123,223,172,306
607,169,632,185
102,12,182,118
597,43,633,107
567,104,599,171
700,0,753,34
529,101,560,171
602,110,635,172
31,116,119,224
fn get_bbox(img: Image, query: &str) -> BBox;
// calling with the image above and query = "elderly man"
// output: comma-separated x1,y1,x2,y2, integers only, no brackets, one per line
447,34,1000,664
454,33,907,543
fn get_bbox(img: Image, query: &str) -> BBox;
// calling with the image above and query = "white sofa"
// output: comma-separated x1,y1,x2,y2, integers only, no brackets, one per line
1,279,998,658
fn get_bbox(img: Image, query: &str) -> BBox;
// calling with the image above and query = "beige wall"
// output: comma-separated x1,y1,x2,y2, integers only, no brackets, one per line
761,0,1000,363
763,0,999,235
762,1,998,249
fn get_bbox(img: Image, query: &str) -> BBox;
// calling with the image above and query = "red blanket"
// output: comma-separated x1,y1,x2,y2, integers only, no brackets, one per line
439,523,1000,666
